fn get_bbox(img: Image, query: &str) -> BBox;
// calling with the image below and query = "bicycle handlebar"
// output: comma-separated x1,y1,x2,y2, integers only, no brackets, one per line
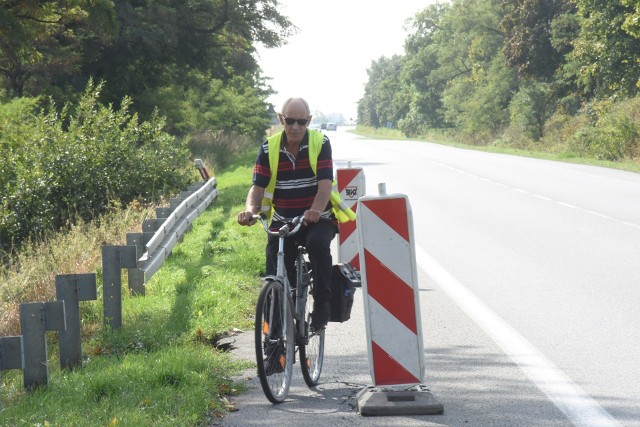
251,214,305,237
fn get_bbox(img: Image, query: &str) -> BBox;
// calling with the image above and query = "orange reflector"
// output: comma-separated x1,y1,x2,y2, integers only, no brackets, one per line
263,321,269,335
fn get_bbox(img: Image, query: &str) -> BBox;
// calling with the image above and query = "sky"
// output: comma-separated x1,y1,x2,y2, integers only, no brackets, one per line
256,1,438,121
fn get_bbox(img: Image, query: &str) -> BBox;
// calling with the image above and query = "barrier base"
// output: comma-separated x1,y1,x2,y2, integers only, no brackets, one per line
356,384,444,416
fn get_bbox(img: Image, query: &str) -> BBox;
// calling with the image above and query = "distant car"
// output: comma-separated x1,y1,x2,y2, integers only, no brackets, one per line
326,122,337,131
309,123,322,131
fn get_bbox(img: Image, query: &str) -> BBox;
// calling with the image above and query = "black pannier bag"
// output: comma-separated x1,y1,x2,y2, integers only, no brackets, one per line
329,262,361,322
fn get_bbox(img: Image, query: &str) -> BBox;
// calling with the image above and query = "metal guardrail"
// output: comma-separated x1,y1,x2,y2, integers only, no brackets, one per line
139,177,218,281
0,160,218,410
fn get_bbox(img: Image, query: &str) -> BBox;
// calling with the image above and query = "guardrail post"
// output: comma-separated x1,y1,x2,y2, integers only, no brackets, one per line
142,218,162,233
55,273,97,369
0,335,24,411
169,197,181,209
102,245,137,329
155,207,173,220
126,232,152,296
19,301,66,389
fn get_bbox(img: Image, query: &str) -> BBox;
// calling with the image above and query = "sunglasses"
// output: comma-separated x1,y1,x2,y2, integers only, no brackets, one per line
283,117,309,126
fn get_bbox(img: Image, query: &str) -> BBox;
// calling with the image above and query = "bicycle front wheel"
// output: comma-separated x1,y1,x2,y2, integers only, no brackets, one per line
300,326,325,386
255,279,295,403
298,260,325,386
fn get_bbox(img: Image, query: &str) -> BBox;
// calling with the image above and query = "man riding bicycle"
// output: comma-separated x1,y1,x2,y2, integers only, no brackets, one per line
237,97,354,331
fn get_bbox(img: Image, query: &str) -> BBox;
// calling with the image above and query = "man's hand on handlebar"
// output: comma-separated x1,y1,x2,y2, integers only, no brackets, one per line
303,209,322,225
237,211,258,226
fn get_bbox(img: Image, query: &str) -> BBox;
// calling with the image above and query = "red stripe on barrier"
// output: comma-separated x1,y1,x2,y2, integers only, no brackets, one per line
339,219,356,241
350,254,360,270
337,169,361,193
364,249,417,334
361,198,409,241
371,341,420,385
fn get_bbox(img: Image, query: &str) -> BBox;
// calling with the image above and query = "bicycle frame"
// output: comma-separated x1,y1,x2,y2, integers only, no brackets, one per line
254,215,306,339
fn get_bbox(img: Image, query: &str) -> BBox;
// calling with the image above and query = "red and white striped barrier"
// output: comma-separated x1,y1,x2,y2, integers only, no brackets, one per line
337,167,366,269
356,193,425,386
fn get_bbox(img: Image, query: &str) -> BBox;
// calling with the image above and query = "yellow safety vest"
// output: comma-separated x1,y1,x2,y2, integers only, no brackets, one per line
261,130,356,223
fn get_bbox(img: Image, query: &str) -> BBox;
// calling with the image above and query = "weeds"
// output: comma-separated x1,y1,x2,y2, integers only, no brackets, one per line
0,153,261,426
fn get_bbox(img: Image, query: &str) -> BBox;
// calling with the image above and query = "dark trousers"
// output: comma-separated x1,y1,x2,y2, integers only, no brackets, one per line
266,220,337,305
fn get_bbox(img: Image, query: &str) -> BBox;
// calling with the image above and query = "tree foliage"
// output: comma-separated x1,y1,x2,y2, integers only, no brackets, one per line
0,0,294,136
565,0,640,98
358,55,407,129
0,82,192,250
358,0,640,154
500,0,576,80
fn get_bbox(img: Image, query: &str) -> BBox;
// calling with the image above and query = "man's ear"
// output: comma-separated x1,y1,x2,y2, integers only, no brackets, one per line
278,114,285,125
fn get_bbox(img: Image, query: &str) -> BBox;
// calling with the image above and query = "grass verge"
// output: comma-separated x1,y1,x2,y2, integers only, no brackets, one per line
0,150,263,426
351,125,640,174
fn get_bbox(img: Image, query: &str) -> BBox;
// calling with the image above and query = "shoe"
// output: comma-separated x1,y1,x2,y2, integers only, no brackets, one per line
309,302,331,332
264,343,285,375
311,301,330,331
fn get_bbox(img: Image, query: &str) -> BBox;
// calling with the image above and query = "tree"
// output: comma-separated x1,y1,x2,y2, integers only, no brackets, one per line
78,0,294,125
0,0,116,98
358,55,407,128
1,1,294,134
565,0,640,98
435,0,517,139
500,0,577,80
398,3,451,134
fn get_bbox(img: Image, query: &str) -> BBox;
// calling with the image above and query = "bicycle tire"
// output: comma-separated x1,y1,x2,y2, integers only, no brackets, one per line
298,259,325,386
255,279,295,403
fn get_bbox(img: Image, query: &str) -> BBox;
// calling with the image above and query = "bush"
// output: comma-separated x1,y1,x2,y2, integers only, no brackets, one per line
567,96,640,161
542,111,589,154
509,82,554,141
0,81,193,251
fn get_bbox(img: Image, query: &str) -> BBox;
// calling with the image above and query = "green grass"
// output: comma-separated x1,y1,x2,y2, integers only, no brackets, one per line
0,150,265,426
3,123,634,425
352,125,640,174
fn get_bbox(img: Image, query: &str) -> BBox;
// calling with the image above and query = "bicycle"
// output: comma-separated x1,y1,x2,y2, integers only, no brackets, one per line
251,214,326,404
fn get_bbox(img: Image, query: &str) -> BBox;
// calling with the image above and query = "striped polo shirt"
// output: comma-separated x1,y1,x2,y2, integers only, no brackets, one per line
253,131,334,223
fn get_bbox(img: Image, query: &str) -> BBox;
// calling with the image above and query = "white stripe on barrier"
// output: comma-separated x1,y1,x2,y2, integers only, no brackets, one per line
368,297,422,381
340,231,359,263
359,203,413,287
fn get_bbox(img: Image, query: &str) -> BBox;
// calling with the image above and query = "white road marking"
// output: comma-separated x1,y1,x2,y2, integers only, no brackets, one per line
429,159,640,230
415,246,622,427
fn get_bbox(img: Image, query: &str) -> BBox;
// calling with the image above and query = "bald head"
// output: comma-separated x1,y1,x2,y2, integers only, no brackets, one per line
278,97,312,145
281,98,311,116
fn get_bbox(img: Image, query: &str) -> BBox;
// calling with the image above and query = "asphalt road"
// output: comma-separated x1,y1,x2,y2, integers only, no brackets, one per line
216,127,640,426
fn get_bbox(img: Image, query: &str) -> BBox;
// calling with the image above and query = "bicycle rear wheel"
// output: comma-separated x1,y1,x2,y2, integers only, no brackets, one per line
255,279,294,403
298,260,325,386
